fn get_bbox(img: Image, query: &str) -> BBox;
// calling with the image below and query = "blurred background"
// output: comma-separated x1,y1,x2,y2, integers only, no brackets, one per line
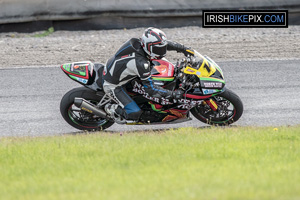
0,0,299,32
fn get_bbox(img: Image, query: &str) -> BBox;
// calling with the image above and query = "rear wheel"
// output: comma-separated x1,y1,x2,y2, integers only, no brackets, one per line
191,88,243,126
60,87,114,131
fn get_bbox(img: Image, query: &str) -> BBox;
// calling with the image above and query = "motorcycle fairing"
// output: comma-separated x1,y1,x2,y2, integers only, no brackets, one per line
151,59,175,82
162,109,188,122
130,76,213,119
143,102,189,123
205,56,224,78
61,61,95,85
149,102,188,121
183,54,225,93
200,77,225,90
128,54,226,124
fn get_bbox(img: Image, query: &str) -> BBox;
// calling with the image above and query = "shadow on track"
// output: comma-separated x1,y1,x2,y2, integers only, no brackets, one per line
62,125,240,136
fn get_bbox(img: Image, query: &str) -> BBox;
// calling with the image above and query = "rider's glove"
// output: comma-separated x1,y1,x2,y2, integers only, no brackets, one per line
184,48,195,57
171,89,184,100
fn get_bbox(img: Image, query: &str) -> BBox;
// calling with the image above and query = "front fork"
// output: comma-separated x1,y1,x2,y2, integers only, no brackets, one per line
203,98,218,111
201,88,226,111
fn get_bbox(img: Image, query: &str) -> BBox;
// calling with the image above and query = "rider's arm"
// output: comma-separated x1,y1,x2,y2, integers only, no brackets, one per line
141,77,173,99
167,40,194,57
136,61,172,98
136,60,181,99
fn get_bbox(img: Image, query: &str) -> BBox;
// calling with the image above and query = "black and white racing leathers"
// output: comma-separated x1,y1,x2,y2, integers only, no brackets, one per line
102,38,190,120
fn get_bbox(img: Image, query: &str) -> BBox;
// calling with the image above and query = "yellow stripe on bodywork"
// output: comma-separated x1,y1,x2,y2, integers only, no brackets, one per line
186,49,195,54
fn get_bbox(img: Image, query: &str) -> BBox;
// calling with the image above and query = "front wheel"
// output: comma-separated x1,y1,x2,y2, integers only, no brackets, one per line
191,88,243,126
60,87,114,131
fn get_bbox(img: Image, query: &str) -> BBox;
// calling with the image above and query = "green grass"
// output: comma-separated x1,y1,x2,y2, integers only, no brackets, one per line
32,27,54,38
0,126,300,200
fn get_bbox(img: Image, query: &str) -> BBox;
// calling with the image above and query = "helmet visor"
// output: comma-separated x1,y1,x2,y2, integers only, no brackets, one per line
152,44,167,57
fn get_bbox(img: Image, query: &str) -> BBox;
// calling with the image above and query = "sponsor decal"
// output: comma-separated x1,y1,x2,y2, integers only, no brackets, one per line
82,107,93,113
76,77,88,84
132,82,161,104
186,68,196,73
168,64,173,76
204,82,222,88
177,99,203,109
73,65,86,71
203,10,288,28
132,81,203,108
203,89,217,94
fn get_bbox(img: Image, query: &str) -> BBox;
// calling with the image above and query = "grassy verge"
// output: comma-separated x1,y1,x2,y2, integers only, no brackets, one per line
32,27,55,38
0,126,299,200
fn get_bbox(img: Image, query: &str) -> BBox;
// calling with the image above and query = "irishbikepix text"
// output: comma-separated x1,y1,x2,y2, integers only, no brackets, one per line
207,14,282,23
202,10,288,28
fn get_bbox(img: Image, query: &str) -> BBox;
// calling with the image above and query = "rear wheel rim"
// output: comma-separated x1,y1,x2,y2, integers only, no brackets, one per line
67,101,108,129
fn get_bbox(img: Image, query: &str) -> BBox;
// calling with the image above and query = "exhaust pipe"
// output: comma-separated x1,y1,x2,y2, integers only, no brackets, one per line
74,97,107,118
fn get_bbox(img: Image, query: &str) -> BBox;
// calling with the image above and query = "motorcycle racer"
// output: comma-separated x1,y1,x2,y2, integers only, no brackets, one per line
103,27,195,122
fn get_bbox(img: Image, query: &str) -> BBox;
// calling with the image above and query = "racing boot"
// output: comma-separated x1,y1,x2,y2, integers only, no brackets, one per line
104,104,126,124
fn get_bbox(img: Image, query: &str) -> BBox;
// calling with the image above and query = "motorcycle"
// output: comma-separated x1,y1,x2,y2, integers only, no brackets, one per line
60,50,243,131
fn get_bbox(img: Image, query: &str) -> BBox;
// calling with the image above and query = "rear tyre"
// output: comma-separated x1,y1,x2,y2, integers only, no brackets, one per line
191,88,243,126
60,87,114,131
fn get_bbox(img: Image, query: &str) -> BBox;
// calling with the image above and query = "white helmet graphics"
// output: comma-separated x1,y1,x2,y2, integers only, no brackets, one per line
141,27,168,59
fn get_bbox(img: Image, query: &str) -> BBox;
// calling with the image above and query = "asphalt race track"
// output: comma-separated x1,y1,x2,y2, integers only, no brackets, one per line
1,59,299,137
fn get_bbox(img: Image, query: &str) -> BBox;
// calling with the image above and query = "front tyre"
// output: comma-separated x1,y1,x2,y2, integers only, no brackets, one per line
191,89,243,126
60,87,114,131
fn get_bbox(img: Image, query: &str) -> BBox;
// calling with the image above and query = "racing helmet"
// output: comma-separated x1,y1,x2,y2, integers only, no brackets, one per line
141,27,168,59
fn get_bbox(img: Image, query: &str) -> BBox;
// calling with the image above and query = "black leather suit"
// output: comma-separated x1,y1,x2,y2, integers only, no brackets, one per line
102,38,188,120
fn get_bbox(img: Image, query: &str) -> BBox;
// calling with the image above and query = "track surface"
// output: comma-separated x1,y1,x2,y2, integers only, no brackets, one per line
1,59,299,137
